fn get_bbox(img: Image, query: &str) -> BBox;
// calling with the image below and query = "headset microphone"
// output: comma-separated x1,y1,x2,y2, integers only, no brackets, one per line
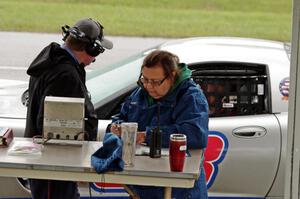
136,73,144,88
137,80,142,87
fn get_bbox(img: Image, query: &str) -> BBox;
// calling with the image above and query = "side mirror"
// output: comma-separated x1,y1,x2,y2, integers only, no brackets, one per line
21,89,29,107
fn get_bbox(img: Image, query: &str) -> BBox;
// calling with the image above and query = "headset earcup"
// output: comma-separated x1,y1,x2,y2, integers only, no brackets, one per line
85,43,99,57
85,42,105,57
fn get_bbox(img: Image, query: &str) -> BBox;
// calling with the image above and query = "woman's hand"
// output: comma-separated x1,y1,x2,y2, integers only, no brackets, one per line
136,131,146,145
110,123,121,136
111,125,145,144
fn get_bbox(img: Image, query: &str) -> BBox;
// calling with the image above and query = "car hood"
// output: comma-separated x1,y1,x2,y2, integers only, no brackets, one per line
0,79,28,118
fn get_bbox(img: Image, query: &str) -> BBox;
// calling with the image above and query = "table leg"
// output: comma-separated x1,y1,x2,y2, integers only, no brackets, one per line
164,187,172,199
123,185,140,199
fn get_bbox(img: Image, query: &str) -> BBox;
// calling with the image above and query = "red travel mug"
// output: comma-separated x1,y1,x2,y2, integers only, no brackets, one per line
169,134,187,172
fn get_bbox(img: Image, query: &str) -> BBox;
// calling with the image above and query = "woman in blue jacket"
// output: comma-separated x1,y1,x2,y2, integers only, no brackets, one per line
111,50,209,199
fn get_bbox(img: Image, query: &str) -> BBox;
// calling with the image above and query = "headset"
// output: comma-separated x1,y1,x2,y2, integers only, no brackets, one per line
137,73,143,88
61,20,105,57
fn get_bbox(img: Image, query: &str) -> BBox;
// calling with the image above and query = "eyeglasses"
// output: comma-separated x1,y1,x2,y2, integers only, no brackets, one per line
139,75,168,87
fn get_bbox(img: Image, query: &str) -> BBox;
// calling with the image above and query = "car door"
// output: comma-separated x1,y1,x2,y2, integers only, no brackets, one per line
190,62,281,197
207,115,281,197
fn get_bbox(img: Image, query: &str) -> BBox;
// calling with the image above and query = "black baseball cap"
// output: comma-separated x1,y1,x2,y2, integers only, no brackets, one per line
73,18,113,50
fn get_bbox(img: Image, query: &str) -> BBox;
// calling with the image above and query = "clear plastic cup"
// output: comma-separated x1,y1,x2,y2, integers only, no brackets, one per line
121,122,138,167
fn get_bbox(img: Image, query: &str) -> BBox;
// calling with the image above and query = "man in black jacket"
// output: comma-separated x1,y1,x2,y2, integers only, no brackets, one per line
24,18,113,199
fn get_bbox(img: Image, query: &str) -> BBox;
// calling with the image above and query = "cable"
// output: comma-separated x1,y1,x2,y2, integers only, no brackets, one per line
74,131,89,141
32,135,52,145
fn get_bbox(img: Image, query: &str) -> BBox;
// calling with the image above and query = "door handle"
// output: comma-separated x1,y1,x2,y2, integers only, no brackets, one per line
232,126,266,138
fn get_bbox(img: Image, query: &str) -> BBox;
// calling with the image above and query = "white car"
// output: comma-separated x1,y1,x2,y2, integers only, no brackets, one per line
0,37,290,198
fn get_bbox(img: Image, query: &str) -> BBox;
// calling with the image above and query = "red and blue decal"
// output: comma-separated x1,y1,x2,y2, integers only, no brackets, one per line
91,130,228,194
204,131,228,189
90,182,126,193
279,77,289,100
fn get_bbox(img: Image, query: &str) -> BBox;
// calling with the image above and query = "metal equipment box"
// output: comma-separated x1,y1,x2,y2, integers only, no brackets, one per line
43,96,85,140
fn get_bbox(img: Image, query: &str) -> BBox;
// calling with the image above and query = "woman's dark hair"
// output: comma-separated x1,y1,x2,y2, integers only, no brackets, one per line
142,50,180,80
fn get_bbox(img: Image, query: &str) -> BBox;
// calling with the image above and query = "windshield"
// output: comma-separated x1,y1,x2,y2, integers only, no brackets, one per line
86,49,155,108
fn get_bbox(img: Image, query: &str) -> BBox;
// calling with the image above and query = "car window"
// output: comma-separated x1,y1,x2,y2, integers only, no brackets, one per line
95,88,136,119
189,62,270,117
87,49,157,119
86,52,146,110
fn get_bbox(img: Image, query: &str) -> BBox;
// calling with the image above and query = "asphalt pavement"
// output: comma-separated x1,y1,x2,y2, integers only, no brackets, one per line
0,31,171,81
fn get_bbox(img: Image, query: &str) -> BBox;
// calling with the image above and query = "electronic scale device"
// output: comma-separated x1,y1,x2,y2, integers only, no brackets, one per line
43,96,85,141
